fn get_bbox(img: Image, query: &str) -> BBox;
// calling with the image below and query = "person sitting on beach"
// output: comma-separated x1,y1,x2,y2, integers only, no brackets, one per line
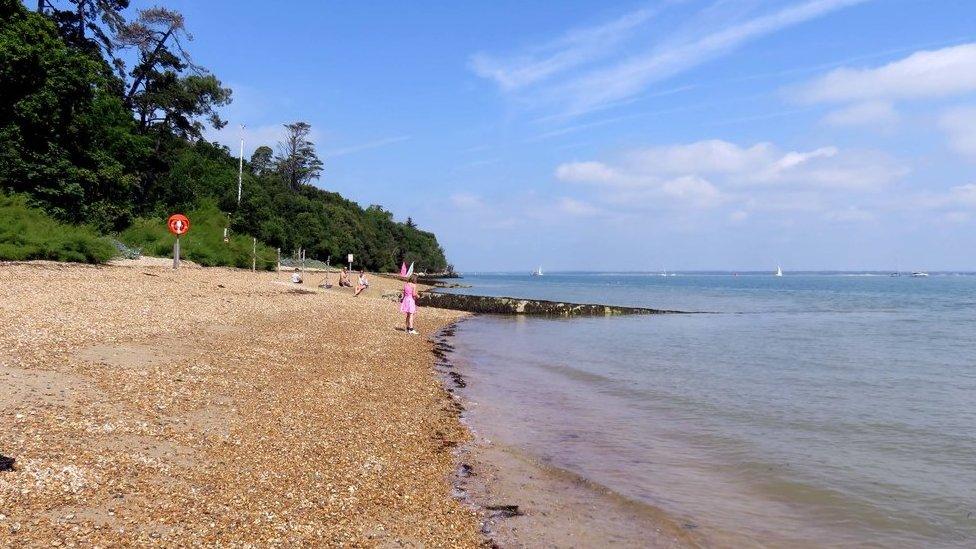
354,270,369,296
400,274,419,334
339,268,353,287
291,268,303,284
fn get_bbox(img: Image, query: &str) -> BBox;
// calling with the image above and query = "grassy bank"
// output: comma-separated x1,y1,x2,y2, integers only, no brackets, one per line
120,202,277,270
0,194,116,263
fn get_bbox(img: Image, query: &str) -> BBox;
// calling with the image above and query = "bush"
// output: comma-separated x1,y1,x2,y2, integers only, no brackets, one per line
0,193,116,263
119,200,277,270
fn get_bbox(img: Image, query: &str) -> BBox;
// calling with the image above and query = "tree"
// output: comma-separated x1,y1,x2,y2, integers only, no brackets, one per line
275,122,323,190
0,0,148,228
249,145,274,176
116,7,231,145
405,216,417,228
39,0,130,72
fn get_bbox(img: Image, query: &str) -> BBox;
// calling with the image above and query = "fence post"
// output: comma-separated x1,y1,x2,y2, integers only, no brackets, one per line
251,237,256,272
277,248,281,273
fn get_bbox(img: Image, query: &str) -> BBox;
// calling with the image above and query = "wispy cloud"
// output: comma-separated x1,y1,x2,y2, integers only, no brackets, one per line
472,0,867,117
325,135,411,158
558,0,866,114
469,5,667,91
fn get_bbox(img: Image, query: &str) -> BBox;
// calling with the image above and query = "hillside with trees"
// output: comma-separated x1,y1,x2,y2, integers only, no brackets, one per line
0,0,448,272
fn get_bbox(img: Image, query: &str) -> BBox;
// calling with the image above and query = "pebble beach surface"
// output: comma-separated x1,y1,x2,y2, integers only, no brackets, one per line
0,262,481,546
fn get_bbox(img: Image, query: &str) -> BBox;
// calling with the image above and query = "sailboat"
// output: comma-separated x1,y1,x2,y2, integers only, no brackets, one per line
775,266,783,277
532,266,543,276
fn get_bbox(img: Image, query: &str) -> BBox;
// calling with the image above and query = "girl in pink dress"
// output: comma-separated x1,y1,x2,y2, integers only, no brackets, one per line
400,274,418,334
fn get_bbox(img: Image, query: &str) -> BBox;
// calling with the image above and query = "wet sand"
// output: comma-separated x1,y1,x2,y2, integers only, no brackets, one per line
0,262,481,546
431,324,702,549
460,441,702,548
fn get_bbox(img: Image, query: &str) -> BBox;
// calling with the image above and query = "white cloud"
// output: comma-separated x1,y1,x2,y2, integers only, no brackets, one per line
939,106,976,160
556,197,603,216
555,139,904,213
822,101,899,128
795,43,976,104
554,161,620,184
627,140,774,175
619,140,901,190
660,175,725,208
901,183,976,212
943,183,976,207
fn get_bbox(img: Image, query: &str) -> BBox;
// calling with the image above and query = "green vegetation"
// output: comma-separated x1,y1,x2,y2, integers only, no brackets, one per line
0,0,448,271
0,193,116,263
120,202,276,270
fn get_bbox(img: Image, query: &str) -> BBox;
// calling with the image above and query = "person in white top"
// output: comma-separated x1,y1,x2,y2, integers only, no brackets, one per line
354,270,369,296
291,268,303,284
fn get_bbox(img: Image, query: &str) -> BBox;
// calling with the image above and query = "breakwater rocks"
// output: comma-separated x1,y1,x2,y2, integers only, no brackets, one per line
417,292,685,316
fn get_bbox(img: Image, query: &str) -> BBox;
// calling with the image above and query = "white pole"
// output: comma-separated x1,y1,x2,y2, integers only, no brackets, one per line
251,237,256,272
237,124,245,205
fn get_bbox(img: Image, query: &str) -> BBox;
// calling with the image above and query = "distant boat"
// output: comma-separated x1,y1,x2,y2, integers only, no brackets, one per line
532,266,543,276
775,266,783,277
911,271,930,277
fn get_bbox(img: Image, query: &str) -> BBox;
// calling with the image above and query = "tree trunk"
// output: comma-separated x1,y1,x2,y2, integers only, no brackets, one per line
124,27,175,107
76,0,86,40
37,0,44,13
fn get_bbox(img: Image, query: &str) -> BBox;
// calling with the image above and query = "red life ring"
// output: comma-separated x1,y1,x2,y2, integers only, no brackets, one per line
167,214,190,236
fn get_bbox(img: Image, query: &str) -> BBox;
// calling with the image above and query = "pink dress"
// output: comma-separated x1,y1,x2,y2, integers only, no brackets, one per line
400,283,417,314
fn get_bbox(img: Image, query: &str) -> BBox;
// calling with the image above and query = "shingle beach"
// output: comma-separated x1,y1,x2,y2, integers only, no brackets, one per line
0,262,481,546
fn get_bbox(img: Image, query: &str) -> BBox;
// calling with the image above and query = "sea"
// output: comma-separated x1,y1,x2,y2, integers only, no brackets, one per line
441,272,976,547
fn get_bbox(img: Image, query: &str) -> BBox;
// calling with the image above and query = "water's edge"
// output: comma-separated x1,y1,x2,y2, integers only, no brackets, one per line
430,321,704,548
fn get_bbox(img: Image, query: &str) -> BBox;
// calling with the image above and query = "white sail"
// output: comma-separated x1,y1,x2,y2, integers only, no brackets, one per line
775,266,783,277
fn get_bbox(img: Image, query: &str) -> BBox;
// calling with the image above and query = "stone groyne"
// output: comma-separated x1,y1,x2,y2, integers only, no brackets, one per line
417,291,686,316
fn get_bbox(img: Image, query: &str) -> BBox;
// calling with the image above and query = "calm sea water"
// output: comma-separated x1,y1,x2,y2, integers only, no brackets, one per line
443,273,976,547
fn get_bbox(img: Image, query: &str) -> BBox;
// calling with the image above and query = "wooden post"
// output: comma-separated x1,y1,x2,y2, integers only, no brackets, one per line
251,237,256,272
301,249,306,272
277,248,281,273
173,237,180,270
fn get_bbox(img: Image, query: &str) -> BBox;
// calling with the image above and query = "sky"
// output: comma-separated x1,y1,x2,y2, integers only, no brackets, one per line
142,0,976,271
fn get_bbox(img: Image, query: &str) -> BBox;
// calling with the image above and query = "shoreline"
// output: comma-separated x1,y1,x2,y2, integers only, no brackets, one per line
0,261,482,545
431,320,702,548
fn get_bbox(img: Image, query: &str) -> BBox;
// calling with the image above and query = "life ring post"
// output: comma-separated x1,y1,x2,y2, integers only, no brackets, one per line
173,236,181,270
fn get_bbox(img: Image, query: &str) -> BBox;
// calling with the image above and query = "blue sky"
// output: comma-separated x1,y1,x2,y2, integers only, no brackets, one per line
148,0,975,271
